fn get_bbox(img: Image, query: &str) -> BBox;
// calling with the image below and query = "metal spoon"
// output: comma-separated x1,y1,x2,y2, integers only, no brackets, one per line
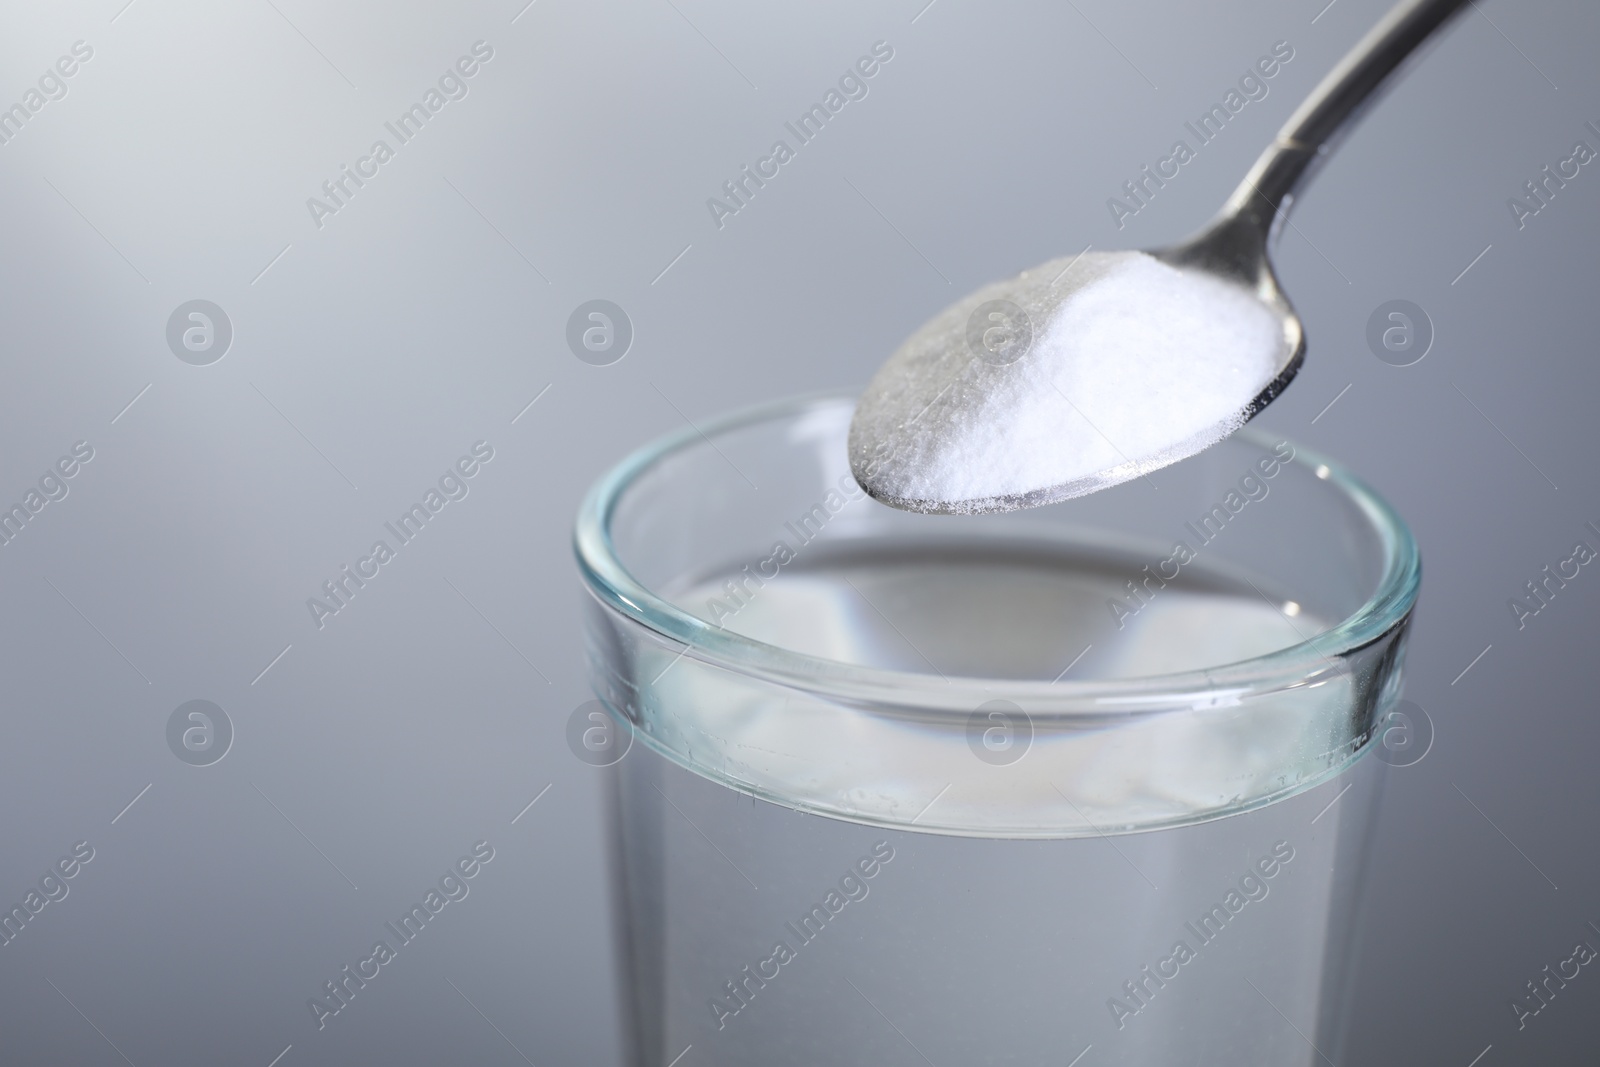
850,0,1470,515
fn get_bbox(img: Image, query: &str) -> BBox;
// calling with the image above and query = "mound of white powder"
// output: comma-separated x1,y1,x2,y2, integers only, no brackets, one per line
848,250,1286,513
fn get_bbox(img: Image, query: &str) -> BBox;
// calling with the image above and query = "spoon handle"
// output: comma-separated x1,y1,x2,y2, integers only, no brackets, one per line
1226,0,1470,232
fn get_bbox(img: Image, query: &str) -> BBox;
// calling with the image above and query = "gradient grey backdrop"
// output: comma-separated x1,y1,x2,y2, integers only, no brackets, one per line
0,0,1594,1063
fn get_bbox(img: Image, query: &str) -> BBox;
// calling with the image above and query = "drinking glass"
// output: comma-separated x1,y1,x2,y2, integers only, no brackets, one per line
575,393,1420,1066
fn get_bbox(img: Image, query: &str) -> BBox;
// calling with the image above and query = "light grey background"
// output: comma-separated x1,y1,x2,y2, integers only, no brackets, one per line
0,0,1594,1063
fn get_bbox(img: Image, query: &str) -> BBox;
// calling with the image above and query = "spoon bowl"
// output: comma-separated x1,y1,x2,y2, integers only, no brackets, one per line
848,230,1304,515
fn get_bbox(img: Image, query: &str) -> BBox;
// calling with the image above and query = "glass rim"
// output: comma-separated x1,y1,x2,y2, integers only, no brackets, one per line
574,391,1421,716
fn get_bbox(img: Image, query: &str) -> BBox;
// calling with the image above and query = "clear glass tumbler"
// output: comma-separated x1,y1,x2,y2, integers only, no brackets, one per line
575,394,1420,1066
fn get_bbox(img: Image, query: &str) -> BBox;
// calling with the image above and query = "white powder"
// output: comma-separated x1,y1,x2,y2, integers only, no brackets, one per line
848,250,1286,513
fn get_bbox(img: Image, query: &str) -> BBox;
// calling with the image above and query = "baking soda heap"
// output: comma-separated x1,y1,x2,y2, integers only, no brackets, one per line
848,250,1285,513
